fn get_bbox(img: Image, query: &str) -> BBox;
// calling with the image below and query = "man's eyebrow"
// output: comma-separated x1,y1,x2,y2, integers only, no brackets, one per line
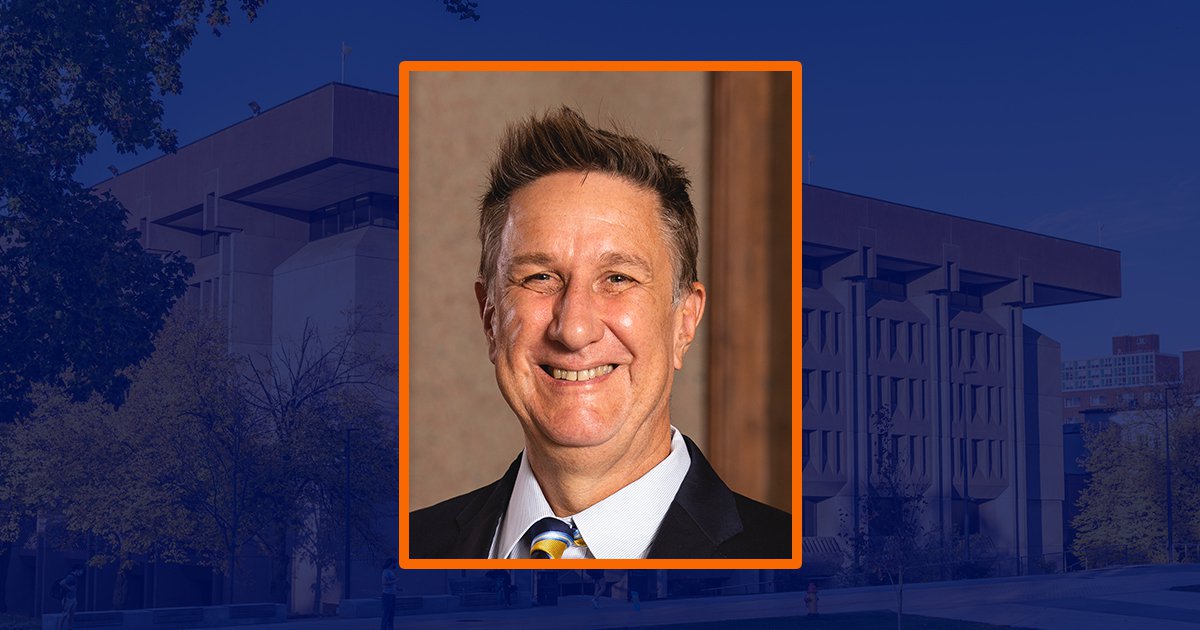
504,251,654,273
505,252,555,269
597,251,653,274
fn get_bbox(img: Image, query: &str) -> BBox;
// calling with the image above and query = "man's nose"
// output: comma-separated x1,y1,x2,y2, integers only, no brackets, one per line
549,281,604,351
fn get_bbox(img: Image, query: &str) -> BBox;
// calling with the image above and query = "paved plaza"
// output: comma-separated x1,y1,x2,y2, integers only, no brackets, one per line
250,563,1200,629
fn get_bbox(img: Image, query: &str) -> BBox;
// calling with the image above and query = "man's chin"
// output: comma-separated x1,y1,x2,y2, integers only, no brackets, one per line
530,414,622,450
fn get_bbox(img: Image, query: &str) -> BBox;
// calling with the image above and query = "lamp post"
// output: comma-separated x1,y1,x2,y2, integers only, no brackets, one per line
344,427,353,598
961,370,978,563
1164,386,1175,563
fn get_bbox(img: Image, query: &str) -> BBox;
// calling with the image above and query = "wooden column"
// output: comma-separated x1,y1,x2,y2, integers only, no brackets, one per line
707,72,794,510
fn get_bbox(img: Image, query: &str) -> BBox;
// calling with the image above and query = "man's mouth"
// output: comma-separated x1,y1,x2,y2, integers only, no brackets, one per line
539,364,616,382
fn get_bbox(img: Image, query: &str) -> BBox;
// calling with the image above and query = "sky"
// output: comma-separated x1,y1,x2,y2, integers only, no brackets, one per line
79,1,1200,360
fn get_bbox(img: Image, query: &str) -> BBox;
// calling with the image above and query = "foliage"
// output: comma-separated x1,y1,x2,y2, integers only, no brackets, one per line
0,187,193,420
4,384,198,608
0,0,266,421
242,309,397,599
1071,388,1200,567
442,0,481,21
0,307,396,606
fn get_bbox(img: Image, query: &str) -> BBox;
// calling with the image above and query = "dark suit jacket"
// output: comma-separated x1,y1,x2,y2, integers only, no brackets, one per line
410,435,791,559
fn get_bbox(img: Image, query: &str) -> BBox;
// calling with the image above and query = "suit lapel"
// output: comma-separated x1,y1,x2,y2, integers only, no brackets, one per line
451,456,522,557
455,438,742,558
646,436,743,558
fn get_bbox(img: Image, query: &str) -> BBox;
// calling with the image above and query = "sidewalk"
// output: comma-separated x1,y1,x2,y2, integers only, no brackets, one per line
249,563,1200,629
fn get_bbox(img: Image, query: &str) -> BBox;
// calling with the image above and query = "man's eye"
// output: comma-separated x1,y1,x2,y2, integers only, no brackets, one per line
521,273,560,291
608,274,631,284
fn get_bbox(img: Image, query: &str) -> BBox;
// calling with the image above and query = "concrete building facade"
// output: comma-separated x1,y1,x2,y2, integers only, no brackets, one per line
801,186,1121,572
3,80,1133,617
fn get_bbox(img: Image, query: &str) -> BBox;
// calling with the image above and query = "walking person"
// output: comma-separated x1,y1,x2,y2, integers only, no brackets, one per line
588,569,605,609
379,558,398,630
55,568,83,630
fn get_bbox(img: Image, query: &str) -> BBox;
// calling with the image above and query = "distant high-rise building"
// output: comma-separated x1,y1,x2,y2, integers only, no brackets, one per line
1061,335,1183,422
1183,350,1200,391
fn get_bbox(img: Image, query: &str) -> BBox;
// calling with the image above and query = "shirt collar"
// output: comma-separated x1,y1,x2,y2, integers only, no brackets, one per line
491,427,692,559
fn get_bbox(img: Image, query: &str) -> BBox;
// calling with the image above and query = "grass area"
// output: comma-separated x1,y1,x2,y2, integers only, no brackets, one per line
602,611,1033,629
0,614,37,630
1169,584,1200,593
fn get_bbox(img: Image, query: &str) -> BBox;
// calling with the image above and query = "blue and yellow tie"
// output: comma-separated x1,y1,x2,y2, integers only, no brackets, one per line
528,517,574,559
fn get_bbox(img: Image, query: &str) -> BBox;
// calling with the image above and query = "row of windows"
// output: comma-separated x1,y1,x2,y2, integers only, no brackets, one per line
804,371,1004,426
872,433,930,480
1063,373,1155,391
952,327,1003,372
1063,354,1155,370
1063,364,1155,379
875,375,928,421
954,383,1004,425
802,369,843,414
952,437,1004,480
309,193,399,241
191,193,400,259
802,309,842,354
866,276,907,301
1064,390,1167,408
801,429,844,476
869,317,927,364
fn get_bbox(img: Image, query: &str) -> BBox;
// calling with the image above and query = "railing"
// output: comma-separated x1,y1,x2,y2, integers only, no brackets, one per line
700,579,779,596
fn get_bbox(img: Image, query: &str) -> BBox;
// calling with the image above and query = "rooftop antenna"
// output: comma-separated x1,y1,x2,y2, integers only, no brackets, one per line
340,42,352,82
1098,223,1104,246
807,153,813,184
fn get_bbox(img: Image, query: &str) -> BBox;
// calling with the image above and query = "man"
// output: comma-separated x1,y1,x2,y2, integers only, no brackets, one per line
56,568,82,630
410,107,790,559
380,558,398,630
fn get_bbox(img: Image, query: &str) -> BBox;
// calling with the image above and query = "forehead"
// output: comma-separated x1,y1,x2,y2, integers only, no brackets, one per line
500,171,670,262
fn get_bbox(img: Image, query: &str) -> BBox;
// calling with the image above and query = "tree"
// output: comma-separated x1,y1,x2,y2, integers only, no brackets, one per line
0,0,266,421
242,311,397,605
0,307,397,607
840,406,942,630
0,0,265,610
3,386,199,609
0,310,268,608
441,0,481,21
1072,388,1200,567
121,307,282,603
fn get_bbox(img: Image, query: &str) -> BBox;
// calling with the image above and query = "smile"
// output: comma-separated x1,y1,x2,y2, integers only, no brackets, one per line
540,364,616,382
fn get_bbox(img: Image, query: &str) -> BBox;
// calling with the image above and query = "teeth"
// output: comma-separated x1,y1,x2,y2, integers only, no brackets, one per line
550,364,614,382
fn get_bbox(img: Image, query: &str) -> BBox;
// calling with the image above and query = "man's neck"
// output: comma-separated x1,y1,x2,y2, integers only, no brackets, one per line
524,423,673,516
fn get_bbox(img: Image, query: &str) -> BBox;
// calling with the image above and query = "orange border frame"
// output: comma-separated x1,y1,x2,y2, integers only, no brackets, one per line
397,60,802,570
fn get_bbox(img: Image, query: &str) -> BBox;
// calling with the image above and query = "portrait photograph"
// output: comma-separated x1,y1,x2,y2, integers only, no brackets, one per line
401,63,799,566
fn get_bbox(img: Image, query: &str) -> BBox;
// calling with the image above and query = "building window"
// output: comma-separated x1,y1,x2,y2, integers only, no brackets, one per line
868,269,907,301
309,192,399,241
949,291,982,311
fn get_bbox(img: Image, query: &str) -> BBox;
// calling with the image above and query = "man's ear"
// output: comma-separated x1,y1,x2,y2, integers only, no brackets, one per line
673,281,707,370
475,279,499,363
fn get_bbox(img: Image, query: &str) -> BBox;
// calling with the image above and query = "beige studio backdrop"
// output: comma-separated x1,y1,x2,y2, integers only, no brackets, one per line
408,71,712,510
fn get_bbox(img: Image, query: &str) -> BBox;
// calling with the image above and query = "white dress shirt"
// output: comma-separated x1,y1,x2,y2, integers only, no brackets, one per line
489,427,692,559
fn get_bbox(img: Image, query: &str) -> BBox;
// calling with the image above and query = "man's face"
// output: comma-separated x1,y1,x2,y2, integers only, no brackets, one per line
476,171,705,456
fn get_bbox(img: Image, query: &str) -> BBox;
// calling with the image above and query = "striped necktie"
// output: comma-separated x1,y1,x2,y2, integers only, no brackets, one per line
528,517,574,559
